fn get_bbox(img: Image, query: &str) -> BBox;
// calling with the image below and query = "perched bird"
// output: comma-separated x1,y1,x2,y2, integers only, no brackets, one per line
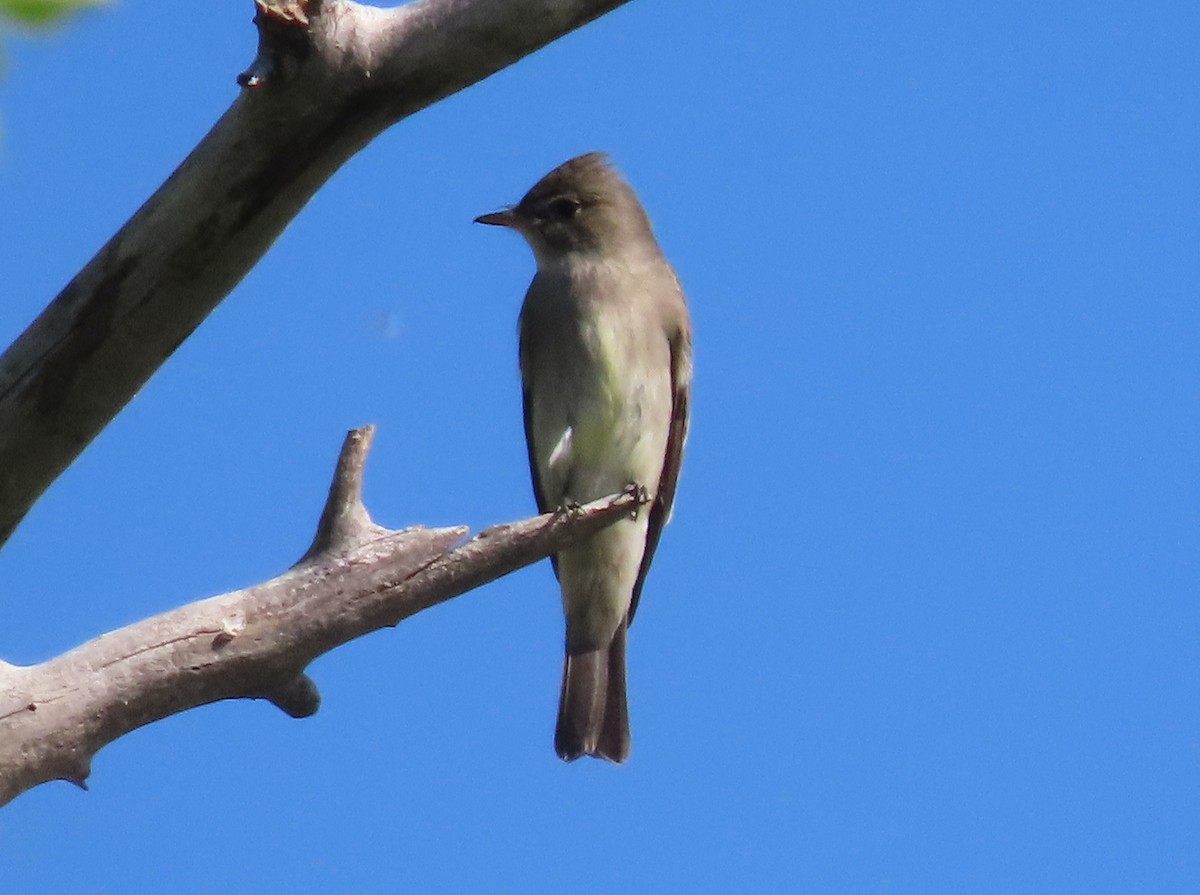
475,153,692,762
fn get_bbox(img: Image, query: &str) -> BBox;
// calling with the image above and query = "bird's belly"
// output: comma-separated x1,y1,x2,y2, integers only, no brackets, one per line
568,401,659,497
538,347,670,505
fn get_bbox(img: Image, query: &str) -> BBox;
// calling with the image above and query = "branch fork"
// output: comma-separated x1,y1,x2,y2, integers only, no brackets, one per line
0,425,641,806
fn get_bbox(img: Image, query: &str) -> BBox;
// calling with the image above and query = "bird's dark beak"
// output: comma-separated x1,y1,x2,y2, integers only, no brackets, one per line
474,208,519,228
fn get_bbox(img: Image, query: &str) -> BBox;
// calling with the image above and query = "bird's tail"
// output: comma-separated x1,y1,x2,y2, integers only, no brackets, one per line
555,620,630,763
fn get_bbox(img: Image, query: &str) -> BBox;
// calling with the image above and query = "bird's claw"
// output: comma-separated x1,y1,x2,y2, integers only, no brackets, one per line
555,499,583,517
623,482,650,516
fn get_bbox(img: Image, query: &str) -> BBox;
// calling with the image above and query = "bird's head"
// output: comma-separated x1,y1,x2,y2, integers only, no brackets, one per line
475,152,656,266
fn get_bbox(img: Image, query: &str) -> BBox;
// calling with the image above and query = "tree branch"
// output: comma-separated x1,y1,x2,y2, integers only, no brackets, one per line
0,0,631,547
0,425,644,807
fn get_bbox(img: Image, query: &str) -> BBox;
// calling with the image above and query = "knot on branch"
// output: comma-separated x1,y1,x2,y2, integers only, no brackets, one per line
237,0,319,88
58,756,92,791
212,612,248,648
265,673,321,718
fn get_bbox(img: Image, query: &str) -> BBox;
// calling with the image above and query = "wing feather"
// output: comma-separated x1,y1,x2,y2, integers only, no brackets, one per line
519,292,561,579
628,319,692,624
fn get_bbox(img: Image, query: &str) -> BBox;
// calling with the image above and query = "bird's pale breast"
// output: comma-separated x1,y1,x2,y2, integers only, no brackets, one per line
524,261,672,508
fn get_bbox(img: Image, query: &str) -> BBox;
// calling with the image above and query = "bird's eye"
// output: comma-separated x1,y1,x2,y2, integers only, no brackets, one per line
548,197,581,221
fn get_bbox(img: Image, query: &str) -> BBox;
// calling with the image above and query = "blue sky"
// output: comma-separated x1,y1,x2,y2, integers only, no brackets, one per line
2,1,1198,891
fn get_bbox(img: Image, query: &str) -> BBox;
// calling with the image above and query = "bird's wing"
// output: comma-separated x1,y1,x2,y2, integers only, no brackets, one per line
628,317,693,624
519,295,561,580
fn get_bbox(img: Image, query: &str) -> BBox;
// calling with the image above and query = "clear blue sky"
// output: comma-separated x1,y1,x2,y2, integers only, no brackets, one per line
2,1,1198,891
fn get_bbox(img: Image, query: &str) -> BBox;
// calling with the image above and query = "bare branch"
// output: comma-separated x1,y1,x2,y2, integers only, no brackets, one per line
0,0,632,547
301,423,388,559
0,426,644,807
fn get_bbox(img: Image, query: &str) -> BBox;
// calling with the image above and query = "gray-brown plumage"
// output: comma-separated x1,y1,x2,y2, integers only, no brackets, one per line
476,152,692,762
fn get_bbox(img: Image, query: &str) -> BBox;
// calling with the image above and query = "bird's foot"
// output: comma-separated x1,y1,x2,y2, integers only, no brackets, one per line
555,498,583,518
623,482,650,517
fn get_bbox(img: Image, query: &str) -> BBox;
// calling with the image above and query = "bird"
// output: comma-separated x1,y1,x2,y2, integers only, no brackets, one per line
475,152,692,762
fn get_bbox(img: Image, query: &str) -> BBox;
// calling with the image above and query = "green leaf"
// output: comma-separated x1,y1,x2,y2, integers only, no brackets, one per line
0,0,106,26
